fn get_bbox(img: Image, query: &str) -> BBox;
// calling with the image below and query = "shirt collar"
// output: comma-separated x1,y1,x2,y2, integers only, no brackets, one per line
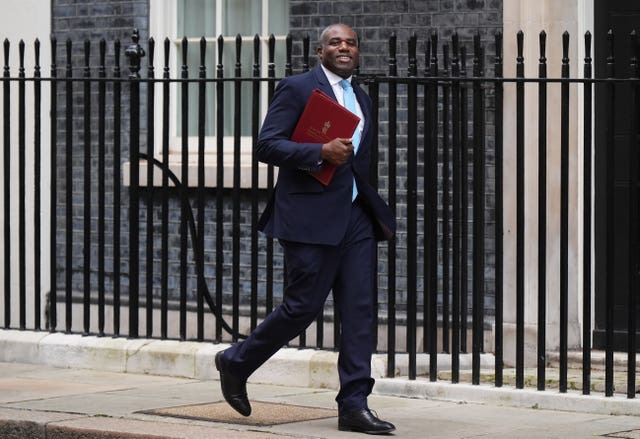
320,64,352,86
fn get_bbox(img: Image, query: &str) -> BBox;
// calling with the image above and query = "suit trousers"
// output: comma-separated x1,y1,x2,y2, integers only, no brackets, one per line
222,200,376,414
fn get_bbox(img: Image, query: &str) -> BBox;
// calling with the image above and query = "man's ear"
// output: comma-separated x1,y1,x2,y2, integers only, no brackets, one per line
316,46,323,57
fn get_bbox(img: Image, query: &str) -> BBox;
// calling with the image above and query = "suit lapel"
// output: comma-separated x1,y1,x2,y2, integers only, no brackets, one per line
312,65,337,101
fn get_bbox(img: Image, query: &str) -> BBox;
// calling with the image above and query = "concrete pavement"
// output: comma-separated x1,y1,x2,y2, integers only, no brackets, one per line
1,329,640,438
1,361,640,438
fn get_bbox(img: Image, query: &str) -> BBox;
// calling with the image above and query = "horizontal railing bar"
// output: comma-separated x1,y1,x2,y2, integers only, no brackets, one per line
2,76,640,84
172,36,289,44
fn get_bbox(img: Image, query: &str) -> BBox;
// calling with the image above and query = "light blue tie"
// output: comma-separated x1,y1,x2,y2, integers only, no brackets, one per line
340,79,360,201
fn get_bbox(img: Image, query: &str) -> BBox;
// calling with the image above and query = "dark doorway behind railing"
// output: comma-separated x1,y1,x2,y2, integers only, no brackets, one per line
1,28,639,399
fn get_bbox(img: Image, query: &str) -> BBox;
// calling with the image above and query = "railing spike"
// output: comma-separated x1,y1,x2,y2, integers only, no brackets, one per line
539,30,546,62
517,30,524,61
585,31,592,61
562,31,570,63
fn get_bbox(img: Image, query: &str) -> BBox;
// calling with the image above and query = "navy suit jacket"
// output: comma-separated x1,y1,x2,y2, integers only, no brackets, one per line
257,65,396,245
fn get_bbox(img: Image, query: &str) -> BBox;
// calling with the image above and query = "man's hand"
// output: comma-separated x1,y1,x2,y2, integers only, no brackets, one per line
320,138,354,165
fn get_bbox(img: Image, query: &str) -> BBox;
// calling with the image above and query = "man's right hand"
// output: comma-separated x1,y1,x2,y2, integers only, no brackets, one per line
320,138,354,166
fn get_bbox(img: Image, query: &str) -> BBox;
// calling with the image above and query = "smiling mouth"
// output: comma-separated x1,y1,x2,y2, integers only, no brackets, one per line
337,55,352,62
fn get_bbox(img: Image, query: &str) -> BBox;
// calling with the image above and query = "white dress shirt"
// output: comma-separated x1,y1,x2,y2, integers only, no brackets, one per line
320,64,365,141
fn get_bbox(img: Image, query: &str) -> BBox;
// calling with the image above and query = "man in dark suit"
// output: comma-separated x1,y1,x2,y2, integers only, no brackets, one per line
215,23,396,435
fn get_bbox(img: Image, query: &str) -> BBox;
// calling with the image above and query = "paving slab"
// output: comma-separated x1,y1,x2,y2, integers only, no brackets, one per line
48,416,300,439
0,407,86,439
2,341,640,439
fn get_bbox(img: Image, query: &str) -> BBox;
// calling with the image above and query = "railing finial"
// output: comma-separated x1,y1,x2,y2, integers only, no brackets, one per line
539,31,546,63
3,39,9,69
562,31,570,64
517,30,524,62
607,29,614,62
125,28,145,79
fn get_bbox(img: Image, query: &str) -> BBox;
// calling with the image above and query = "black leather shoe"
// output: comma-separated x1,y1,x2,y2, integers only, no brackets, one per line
338,408,396,435
215,351,251,416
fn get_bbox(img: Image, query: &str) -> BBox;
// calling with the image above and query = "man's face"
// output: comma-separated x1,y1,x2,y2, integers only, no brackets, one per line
317,25,359,79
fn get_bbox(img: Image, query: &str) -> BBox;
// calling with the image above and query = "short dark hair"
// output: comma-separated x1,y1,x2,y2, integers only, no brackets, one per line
319,23,357,46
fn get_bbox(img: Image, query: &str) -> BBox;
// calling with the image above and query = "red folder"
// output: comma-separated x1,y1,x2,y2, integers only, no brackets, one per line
291,89,360,185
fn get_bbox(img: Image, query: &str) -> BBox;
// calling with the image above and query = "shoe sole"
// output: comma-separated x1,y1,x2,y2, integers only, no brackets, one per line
338,425,396,435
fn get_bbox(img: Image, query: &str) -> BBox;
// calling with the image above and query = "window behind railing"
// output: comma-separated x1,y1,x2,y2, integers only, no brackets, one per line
172,0,289,137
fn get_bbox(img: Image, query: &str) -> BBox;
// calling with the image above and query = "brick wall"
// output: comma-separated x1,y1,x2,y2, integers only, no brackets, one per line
289,0,501,72
50,0,285,314
50,0,503,326
51,0,151,302
52,0,148,42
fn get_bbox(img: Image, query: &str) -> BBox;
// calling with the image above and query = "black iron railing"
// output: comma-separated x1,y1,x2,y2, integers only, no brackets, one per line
1,28,639,399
